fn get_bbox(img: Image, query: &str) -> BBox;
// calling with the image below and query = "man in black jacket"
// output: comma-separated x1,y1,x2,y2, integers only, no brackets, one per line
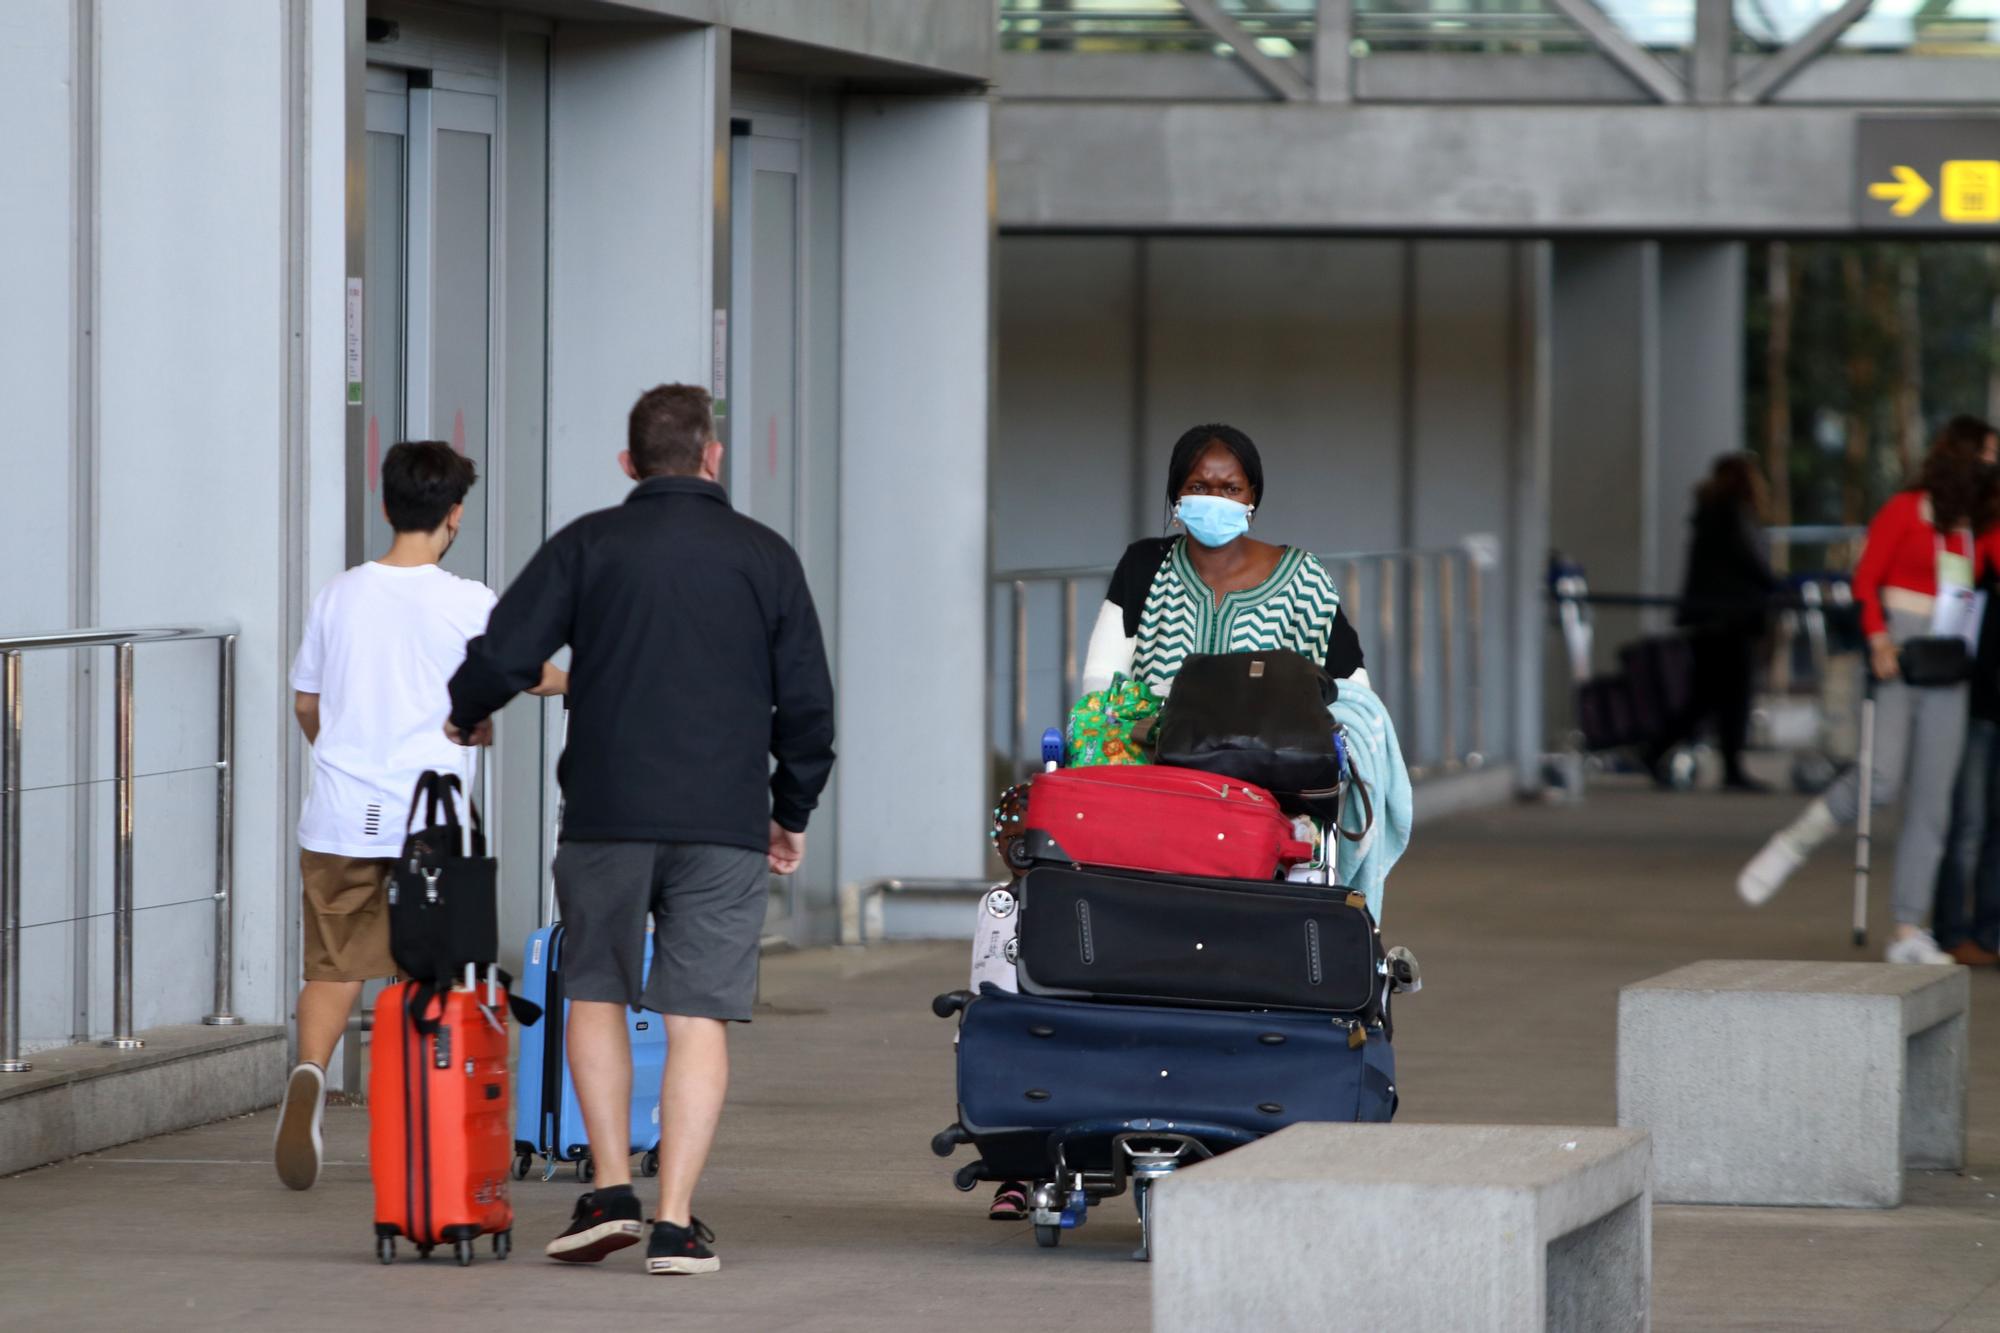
447,384,835,1276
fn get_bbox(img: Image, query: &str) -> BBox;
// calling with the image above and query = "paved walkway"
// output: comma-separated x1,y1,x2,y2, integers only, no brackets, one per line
5,781,2000,1330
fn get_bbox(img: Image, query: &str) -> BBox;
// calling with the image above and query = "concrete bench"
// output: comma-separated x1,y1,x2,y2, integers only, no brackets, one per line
1618,960,1968,1207
1152,1124,1652,1333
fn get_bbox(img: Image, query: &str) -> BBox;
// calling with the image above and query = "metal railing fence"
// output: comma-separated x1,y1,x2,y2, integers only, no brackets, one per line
992,542,1490,785
0,624,239,1072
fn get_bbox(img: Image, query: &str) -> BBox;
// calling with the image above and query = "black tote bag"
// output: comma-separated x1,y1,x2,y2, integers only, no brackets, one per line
1153,649,1347,820
389,770,499,988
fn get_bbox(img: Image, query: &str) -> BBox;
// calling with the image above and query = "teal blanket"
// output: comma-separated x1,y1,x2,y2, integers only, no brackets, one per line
1329,681,1413,923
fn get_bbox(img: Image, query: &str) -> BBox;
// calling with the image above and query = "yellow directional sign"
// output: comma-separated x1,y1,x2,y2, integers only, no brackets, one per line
1857,118,2000,229
1867,165,1932,217
1943,161,2000,223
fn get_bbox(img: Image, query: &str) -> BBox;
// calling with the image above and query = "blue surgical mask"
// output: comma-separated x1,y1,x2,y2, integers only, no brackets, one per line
1176,495,1253,548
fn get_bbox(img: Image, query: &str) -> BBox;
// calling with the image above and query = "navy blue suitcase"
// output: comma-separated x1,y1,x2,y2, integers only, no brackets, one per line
944,985,1395,1183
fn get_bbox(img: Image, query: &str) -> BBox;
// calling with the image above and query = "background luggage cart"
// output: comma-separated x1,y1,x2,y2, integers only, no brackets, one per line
1548,552,1865,799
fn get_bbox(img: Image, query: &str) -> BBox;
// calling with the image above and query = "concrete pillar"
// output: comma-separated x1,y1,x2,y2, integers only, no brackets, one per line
838,95,992,890
1550,240,1746,672
1511,243,1554,791
547,24,727,529
1656,243,1747,604
91,0,296,1031
1550,240,1660,653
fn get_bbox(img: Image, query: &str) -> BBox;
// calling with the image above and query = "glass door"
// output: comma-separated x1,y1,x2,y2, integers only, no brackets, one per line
359,71,497,586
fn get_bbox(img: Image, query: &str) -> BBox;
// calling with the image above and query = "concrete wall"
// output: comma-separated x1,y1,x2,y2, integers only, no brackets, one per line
0,4,997,1061
548,24,721,529
0,0,343,1049
993,235,1525,774
839,95,994,891
0,0,87,1046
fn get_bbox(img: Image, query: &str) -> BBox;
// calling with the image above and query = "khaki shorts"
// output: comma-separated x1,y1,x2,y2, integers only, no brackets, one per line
300,851,400,983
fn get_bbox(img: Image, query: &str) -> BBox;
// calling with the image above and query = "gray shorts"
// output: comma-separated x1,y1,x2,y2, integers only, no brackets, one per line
552,840,769,1022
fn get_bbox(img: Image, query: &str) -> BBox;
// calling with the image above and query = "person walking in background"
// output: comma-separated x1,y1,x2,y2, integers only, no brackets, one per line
1653,453,1781,792
446,384,835,1275
1738,416,2000,964
275,441,563,1191
1932,434,2000,965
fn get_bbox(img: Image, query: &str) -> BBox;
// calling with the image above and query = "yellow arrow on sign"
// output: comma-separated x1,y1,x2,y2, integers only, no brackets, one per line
1868,164,1934,217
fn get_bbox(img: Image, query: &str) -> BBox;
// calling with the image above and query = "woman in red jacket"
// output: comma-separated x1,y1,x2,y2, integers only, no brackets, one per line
1739,416,2000,963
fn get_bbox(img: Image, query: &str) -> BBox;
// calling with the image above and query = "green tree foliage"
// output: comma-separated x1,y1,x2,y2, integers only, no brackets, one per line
1746,242,1999,530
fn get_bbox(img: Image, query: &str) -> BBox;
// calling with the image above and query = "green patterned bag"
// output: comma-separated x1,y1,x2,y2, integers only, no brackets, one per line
1065,675,1161,767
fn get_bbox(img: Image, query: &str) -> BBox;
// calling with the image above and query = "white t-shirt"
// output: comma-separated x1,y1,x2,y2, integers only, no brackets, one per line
290,562,498,858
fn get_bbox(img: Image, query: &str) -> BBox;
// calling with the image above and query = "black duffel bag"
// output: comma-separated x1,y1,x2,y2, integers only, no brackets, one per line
1154,649,1349,823
389,770,499,988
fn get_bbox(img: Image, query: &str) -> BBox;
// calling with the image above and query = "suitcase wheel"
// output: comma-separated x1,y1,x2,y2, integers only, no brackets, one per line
577,1156,595,1183
493,1230,512,1261
1033,1224,1061,1249
375,1236,395,1266
454,1239,475,1267
510,1152,532,1181
641,1149,660,1178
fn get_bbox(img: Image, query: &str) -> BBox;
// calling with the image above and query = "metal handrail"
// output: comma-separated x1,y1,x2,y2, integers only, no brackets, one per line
838,877,998,946
1,623,240,1072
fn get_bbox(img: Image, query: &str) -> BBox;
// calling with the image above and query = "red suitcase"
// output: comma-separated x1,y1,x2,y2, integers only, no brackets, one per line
1006,764,1315,881
370,976,516,1266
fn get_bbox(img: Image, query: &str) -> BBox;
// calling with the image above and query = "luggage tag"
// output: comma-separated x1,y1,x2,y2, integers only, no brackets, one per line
1932,538,1983,649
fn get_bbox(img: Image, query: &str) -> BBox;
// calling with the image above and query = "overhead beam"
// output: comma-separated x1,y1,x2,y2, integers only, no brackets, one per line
1314,0,1353,103
996,101,1861,233
1734,0,1872,103
1542,0,1686,103
1179,0,1313,102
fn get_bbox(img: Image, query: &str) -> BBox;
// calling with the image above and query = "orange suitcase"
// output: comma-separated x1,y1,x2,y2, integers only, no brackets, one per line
370,976,516,1265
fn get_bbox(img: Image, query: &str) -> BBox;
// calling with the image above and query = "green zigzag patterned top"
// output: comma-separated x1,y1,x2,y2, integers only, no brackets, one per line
1130,540,1342,696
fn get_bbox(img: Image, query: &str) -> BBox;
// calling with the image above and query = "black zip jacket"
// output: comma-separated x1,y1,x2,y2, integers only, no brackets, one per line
448,476,836,850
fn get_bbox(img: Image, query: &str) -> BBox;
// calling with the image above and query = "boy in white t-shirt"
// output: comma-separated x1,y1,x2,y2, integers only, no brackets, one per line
273,440,563,1190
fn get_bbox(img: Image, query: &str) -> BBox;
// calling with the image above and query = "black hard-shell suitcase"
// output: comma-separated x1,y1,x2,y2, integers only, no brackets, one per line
944,986,1395,1183
1013,864,1384,1017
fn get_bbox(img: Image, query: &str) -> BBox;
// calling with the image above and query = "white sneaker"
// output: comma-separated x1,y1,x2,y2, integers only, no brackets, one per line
1737,834,1806,907
1737,800,1837,907
1885,931,1955,966
274,1062,326,1191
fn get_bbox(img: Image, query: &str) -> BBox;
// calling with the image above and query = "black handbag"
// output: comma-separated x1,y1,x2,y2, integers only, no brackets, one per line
1154,650,1349,822
389,770,499,987
1898,636,1972,687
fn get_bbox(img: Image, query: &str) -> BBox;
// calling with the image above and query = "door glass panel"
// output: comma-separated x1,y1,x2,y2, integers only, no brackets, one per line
748,167,799,539
430,127,492,582
362,129,406,563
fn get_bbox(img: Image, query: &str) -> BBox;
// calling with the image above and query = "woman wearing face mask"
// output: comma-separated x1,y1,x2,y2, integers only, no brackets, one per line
1079,423,1366,698
987,423,1371,1225
1739,415,2000,964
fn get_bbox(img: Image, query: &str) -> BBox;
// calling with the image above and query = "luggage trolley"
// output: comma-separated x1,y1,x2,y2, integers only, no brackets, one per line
931,942,1420,1263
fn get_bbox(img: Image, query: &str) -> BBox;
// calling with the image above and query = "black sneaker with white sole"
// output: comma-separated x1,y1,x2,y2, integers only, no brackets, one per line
544,1187,644,1263
646,1217,719,1275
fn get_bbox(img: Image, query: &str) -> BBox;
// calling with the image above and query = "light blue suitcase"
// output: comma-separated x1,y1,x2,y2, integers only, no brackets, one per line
510,921,667,1182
